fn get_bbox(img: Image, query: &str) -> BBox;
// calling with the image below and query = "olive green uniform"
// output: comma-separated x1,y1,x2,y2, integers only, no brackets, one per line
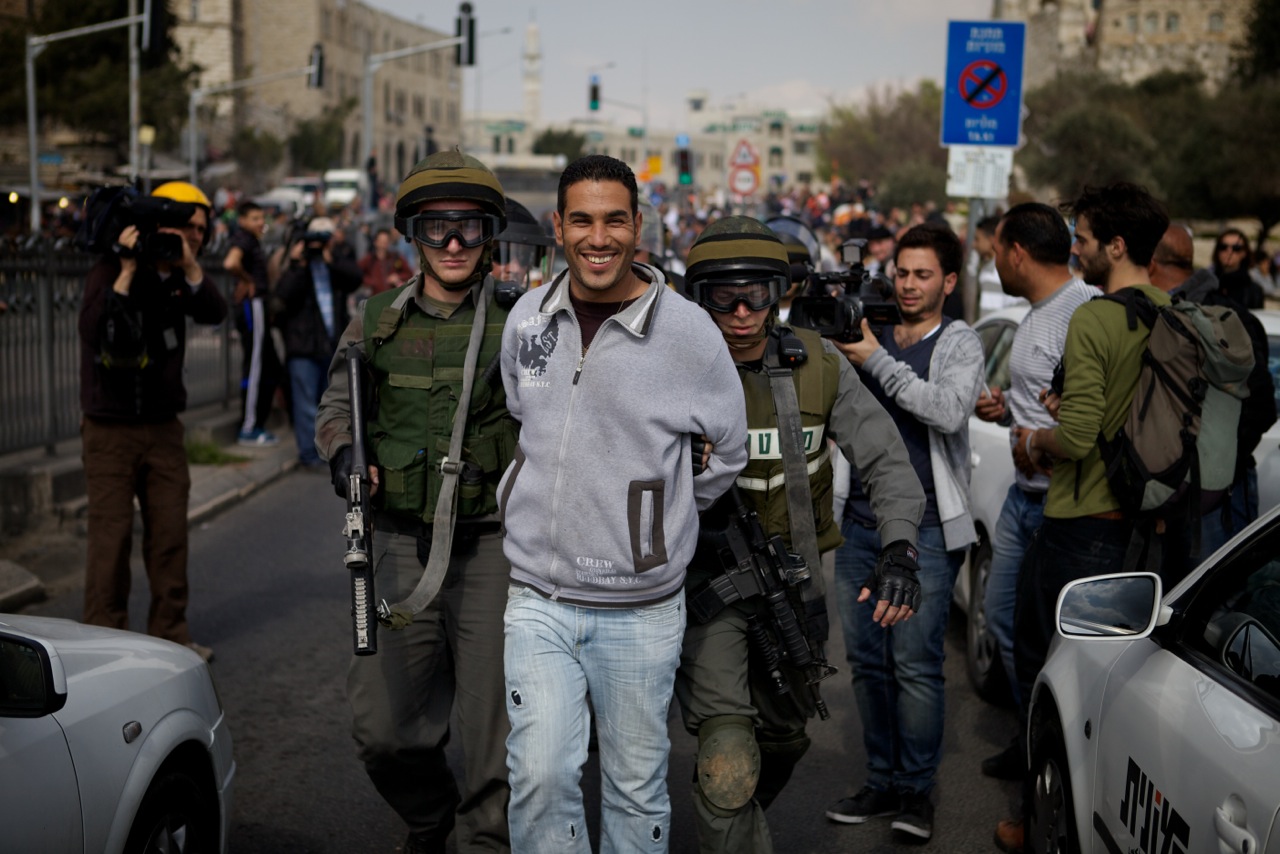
316,276,517,853
674,328,923,853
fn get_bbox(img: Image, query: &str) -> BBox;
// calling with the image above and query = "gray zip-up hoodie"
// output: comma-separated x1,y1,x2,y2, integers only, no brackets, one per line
859,320,985,551
498,263,749,607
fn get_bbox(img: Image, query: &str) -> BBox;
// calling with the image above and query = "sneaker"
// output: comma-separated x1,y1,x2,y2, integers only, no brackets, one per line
891,791,934,841
187,642,214,662
994,819,1024,853
825,785,900,824
982,739,1025,780
237,429,279,447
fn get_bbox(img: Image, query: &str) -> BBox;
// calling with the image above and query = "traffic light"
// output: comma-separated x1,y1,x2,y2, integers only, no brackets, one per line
307,43,325,89
455,3,476,67
589,75,600,112
677,148,692,185
142,0,166,54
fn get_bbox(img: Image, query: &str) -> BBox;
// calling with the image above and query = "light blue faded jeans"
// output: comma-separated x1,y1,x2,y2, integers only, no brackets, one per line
984,484,1045,710
833,523,962,797
504,584,685,854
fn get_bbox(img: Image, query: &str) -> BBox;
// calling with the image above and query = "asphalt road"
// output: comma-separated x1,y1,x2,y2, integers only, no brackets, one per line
19,469,1021,853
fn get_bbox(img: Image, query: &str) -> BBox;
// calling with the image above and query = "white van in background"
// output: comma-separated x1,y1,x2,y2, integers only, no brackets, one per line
322,168,368,211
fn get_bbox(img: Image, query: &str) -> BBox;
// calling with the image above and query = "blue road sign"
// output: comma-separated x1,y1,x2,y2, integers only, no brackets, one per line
941,20,1026,147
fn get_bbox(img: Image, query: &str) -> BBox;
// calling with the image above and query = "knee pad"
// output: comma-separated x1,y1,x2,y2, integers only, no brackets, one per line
696,715,760,814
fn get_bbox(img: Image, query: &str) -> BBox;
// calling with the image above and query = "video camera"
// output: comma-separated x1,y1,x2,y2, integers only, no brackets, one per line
77,186,196,263
788,238,902,344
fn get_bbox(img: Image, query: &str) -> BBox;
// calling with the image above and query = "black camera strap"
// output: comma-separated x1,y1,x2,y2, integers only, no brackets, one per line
763,338,825,601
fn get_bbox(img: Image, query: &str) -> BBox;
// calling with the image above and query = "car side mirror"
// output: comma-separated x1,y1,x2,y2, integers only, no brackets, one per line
0,631,68,717
1056,572,1162,639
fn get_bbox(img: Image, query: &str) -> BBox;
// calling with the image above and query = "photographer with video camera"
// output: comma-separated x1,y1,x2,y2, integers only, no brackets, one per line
273,216,361,469
823,223,984,842
676,216,924,854
77,181,227,661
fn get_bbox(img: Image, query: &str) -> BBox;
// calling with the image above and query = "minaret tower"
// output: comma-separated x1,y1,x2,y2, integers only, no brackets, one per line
522,14,541,125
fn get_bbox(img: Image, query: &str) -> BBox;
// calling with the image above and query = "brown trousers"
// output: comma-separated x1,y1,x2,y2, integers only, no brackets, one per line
81,416,192,643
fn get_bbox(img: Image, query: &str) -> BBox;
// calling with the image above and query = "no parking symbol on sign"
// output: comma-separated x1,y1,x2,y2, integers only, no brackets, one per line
941,21,1025,147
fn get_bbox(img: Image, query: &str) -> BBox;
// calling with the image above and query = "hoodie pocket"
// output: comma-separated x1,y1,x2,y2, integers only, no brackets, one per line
497,444,526,535
628,479,668,573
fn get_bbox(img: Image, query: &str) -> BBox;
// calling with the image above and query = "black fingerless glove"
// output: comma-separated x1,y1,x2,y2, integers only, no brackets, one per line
329,446,353,499
873,539,922,612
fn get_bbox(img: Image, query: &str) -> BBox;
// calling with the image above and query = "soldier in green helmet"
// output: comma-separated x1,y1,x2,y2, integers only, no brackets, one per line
315,150,516,854
675,216,926,853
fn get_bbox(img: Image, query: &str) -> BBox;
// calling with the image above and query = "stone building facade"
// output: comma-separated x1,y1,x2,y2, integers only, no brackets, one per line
173,0,462,180
996,0,1250,89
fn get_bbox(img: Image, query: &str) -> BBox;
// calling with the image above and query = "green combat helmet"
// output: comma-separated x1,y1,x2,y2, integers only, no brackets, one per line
685,216,791,310
394,150,507,290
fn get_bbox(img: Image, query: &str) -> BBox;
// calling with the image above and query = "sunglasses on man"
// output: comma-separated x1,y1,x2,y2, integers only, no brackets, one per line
1217,242,1248,254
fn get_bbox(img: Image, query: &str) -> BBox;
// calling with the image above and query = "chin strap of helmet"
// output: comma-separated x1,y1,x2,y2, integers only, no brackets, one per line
416,243,494,292
379,277,493,630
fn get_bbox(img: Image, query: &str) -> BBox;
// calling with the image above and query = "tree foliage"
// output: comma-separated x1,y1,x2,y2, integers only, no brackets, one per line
817,81,946,191
531,128,586,163
1014,63,1280,243
230,127,284,189
0,0,197,150
287,99,355,172
1234,0,1280,85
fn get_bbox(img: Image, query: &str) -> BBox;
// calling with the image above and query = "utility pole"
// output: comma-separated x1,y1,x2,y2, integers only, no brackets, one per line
24,2,152,232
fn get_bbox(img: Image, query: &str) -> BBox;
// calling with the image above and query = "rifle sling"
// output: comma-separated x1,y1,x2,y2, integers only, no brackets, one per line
763,342,825,601
382,279,493,629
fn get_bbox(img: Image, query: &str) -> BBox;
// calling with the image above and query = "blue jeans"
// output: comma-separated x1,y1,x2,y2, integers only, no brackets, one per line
504,585,686,853
833,523,962,796
287,356,329,464
984,485,1045,710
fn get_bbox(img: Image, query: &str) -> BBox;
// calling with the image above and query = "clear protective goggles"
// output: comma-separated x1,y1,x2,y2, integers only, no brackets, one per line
403,210,502,248
699,274,787,313
493,240,555,288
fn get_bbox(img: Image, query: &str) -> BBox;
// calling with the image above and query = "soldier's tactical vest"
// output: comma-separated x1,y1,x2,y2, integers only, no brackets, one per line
363,284,518,522
737,327,842,554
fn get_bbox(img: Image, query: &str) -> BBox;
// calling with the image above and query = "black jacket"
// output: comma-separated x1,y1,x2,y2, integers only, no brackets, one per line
79,257,228,421
273,256,362,360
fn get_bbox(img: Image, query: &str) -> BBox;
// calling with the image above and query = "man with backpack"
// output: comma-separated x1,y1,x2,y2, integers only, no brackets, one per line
1148,224,1276,581
994,182,1172,854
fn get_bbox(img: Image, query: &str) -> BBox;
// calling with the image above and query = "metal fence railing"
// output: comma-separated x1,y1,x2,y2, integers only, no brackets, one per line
0,242,241,456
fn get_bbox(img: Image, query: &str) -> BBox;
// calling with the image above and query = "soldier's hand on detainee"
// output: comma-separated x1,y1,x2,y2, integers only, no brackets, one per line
329,445,379,499
859,539,922,627
690,433,712,475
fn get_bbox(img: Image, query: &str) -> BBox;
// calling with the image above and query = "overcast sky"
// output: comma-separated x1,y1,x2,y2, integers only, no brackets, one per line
365,0,994,129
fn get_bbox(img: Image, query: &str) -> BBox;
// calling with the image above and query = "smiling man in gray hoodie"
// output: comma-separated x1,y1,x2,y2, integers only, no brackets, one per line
497,155,748,854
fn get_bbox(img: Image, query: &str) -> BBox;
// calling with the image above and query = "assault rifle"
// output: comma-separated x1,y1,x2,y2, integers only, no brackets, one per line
343,345,378,655
689,486,837,718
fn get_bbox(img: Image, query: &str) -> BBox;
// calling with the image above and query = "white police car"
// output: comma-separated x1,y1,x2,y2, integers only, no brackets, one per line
1027,504,1280,854
0,614,235,853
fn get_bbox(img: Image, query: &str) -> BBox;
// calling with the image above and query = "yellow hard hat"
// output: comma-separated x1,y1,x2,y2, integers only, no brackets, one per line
151,181,212,209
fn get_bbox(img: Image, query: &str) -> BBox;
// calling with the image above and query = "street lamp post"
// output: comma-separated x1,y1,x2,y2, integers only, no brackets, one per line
24,5,151,233
139,124,156,194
